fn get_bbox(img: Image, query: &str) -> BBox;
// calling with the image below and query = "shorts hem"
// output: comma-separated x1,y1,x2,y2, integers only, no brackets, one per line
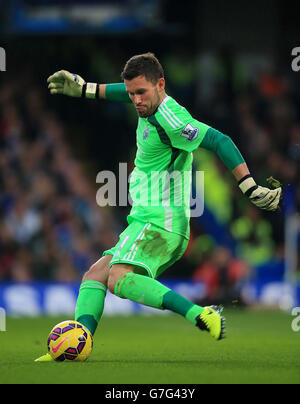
109,258,154,279
103,250,114,257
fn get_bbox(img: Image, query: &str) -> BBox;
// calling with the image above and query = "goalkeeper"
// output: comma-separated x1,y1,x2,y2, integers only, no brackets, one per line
36,53,281,361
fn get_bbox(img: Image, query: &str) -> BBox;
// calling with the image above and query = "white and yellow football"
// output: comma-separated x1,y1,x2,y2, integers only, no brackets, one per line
47,320,93,362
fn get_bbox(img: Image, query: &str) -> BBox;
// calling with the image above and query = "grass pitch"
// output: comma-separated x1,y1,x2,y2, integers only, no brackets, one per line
0,309,299,384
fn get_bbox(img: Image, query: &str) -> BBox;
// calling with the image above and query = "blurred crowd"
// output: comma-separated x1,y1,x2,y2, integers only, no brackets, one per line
0,39,299,305
0,75,120,282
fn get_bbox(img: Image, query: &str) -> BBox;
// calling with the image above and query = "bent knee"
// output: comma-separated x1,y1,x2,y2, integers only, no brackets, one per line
107,275,117,295
107,264,134,294
82,255,112,284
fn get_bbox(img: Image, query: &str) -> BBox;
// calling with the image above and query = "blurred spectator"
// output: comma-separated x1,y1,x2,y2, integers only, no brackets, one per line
192,246,249,305
254,244,285,283
257,63,288,100
4,195,41,244
163,45,197,107
230,205,274,267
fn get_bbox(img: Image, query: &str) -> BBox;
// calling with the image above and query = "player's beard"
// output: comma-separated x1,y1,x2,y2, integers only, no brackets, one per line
137,109,151,118
136,89,161,118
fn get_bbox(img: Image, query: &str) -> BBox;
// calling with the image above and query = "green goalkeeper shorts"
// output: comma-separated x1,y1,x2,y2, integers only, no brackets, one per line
102,219,189,279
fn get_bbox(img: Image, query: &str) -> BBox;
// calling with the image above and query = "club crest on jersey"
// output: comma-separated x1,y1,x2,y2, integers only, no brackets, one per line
143,127,149,140
181,124,199,141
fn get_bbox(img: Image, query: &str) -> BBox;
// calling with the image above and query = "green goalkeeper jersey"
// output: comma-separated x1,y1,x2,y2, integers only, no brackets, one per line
127,95,210,239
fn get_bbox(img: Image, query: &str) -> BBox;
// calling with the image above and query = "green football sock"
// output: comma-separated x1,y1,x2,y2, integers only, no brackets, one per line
114,273,203,324
75,280,107,336
163,291,204,324
114,272,170,308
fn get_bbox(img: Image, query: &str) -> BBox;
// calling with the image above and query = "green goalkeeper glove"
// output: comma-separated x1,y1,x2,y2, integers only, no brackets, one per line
238,175,282,211
47,70,99,99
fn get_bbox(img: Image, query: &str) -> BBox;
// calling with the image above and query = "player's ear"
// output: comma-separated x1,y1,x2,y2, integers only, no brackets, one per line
157,77,165,92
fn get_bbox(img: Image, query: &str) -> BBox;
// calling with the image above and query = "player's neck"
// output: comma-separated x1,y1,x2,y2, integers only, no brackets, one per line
158,92,168,107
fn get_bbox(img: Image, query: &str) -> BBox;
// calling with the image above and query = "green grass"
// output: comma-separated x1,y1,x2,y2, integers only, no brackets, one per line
0,309,299,384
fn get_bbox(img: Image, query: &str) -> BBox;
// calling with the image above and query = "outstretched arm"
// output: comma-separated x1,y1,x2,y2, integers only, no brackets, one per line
200,128,282,211
47,70,131,103
149,101,281,212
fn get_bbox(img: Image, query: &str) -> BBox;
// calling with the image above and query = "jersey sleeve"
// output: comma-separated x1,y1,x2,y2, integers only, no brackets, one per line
154,99,211,152
105,83,132,103
200,127,245,170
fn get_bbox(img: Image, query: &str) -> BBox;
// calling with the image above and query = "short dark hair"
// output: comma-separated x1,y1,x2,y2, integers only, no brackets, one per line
121,52,164,84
